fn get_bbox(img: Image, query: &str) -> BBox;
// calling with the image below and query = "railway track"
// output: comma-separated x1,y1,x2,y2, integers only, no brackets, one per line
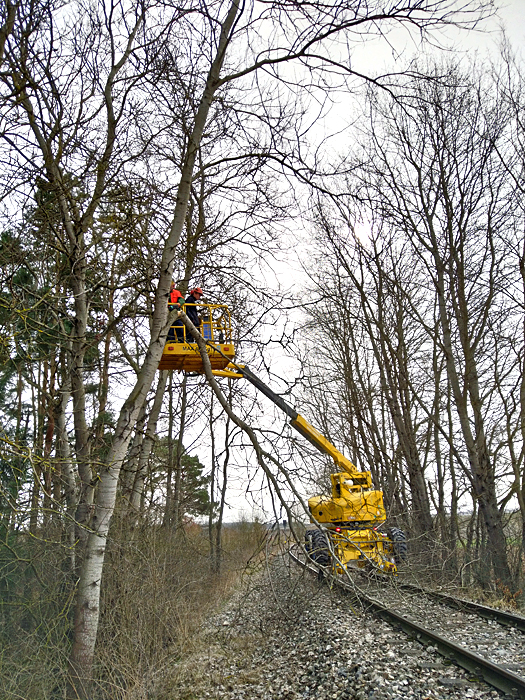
395,580,525,632
290,544,525,699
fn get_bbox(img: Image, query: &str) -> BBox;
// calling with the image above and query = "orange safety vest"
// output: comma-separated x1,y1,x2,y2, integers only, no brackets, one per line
169,289,183,305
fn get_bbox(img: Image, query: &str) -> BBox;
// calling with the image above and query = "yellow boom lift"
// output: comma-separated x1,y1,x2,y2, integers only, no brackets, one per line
159,302,406,574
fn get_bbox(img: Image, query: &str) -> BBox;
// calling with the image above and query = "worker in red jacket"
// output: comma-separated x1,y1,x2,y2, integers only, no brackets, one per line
167,282,185,342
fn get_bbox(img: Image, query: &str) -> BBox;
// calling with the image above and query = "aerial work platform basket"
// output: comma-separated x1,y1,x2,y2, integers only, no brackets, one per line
158,303,235,372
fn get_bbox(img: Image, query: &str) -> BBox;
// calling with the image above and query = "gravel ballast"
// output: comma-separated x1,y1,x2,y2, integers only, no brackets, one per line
172,551,505,699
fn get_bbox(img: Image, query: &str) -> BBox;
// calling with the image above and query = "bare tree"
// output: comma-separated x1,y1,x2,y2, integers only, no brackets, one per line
77,6,497,691
492,47,525,560
0,0,496,694
301,219,435,544
350,60,518,587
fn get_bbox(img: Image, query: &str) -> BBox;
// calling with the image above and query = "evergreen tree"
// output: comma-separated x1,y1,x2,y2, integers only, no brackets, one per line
150,438,213,522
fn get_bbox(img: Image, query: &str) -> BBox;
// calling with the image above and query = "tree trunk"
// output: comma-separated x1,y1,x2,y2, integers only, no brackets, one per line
121,400,148,508
68,3,240,693
130,371,168,518
215,409,231,574
172,375,187,530
434,258,512,586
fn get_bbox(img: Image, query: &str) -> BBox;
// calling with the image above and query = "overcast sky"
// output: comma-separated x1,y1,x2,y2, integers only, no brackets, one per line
216,0,525,523
488,0,525,47
346,0,525,79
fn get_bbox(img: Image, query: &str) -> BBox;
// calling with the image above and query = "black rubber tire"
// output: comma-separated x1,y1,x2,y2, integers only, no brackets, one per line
309,530,330,566
388,527,408,564
304,530,313,553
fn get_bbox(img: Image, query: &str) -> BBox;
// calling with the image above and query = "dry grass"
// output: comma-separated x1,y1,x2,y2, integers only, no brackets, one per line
0,519,267,699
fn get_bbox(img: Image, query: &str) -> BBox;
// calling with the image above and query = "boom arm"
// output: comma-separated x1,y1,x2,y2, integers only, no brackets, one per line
232,365,372,488
214,362,391,562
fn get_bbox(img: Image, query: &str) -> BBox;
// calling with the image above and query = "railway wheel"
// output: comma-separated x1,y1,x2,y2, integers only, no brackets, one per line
309,530,330,566
388,527,407,564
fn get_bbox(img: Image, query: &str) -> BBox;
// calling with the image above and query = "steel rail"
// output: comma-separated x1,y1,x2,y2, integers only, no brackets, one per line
289,546,525,699
396,581,525,632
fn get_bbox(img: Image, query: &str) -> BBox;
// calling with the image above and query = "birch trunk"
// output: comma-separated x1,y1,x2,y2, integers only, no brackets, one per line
121,400,148,507
68,3,240,693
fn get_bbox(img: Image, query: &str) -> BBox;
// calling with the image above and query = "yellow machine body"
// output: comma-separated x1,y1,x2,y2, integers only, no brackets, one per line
328,527,397,575
308,473,386,524
159,341,235,372
159,303,235,372
308,473,396,573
